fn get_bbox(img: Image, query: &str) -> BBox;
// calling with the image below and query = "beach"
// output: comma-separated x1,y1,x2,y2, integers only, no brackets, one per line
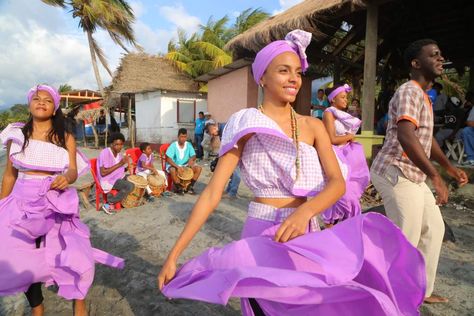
0,147,472,316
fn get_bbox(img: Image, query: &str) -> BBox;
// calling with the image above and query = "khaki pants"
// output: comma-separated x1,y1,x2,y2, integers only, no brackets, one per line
370,166,444,297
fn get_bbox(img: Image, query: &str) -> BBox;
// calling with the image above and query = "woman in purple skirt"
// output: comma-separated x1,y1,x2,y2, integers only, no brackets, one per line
158,30,426,315
321,84,370,227
0,85,124,316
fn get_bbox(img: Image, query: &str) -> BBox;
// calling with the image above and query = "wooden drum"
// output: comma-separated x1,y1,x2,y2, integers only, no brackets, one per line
148,174,167,197
122,175,147,208
177,167,194,190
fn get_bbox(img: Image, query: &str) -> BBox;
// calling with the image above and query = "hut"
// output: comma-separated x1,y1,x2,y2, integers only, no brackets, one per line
107,53,207,145
200,0,474,157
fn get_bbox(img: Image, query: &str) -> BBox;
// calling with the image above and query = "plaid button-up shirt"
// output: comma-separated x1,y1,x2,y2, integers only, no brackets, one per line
371,80,433,183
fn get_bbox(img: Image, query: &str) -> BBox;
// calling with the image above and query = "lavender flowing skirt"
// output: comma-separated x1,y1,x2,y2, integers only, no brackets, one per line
321,142,370,224
0,177,124,300
162,213,426,316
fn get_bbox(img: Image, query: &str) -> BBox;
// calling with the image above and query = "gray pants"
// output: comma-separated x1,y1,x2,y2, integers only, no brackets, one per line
107,178,134,203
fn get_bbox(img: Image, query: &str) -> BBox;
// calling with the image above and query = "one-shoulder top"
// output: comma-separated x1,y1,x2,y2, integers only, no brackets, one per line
0,123,89,176
219,108,348,198
324,106,361,136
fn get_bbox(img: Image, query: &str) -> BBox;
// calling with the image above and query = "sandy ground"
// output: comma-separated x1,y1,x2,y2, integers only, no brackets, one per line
0,147,472,316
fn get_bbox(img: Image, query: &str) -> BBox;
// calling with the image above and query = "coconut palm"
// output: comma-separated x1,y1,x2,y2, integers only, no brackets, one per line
41,0,139,94
231,8,270,36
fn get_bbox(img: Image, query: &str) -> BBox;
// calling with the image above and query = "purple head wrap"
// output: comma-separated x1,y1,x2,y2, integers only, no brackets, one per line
252,29,312,84
328,84,352,102
27,84,61,111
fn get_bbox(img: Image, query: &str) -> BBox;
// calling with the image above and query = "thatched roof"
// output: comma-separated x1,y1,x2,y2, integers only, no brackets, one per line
226,0,366,55
108,53,200,94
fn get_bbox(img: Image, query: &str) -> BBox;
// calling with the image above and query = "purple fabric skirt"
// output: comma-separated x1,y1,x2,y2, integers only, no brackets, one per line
0,177,124,300
162,212,426,316
321,142,370,224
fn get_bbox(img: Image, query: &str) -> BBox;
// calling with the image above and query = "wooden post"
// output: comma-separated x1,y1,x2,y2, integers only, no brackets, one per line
127,94,134,147
334,57,341,84
361,0,378,132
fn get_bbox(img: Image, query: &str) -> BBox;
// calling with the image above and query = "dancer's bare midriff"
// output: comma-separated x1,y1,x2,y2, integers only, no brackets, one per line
254,196,307,209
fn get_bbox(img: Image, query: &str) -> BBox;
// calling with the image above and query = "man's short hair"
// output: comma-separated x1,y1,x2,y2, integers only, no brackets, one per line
110,132,125,143
403,39,438,69
432,82,443,90
317,89,324,93
139,142,150,152
198,111,204,115
178,128,187,136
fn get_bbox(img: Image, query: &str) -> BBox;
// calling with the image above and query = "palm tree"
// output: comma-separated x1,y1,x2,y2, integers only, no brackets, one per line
41,0,139,94
231,8,270,36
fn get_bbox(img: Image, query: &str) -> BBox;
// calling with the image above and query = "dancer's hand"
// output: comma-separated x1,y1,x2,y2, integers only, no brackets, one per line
446,166,468,187
50,175,69,190
275,209,311,243
431,175,449,205
158,258,177,291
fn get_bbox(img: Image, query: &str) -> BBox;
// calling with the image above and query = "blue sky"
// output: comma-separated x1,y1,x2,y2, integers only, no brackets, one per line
0,0,304,109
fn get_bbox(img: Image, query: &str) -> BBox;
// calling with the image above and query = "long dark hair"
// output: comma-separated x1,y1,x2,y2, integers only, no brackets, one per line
22,108,72,150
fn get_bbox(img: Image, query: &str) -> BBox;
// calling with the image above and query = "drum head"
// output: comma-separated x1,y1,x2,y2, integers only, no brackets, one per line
148,174,165,187
128,175,148,188
177,167,193,181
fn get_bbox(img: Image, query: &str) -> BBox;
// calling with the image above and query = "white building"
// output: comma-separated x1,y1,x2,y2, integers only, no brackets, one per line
108,53,207,144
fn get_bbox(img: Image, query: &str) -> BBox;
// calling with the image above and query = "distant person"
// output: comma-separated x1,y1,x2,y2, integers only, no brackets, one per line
311,88,329,119
201,123,220,160
434,97,465,146
371,39,468,304
348,98,362,119
96,109,106,134
136,142,159,201
204,112,216,127
432,82,448,117
109,111,120,133
461,105,474,165
194,111,205,159
97,132,134,214
165,128,202,194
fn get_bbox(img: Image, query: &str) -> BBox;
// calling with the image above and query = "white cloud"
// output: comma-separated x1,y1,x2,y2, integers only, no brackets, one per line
273,0,304,15
159,4,201,35
0,0,128,108
129,1,145,18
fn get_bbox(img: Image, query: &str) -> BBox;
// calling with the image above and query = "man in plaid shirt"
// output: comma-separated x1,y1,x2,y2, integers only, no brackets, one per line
370,39,468,304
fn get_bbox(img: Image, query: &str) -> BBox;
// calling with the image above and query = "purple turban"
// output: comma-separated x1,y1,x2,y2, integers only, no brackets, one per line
27,84,61,111
252,29,312,84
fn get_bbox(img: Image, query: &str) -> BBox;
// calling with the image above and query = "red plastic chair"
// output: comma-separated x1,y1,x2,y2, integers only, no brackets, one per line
125,147,142,175
159,143,173,191
90,158,121,211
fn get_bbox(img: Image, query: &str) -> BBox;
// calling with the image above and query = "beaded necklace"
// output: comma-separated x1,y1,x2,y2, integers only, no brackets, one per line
258,105,300,180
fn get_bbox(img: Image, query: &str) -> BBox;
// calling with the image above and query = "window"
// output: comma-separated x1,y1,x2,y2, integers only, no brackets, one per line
177,99,196,123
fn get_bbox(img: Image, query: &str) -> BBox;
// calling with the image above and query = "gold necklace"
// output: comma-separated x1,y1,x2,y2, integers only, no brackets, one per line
258,105,300,180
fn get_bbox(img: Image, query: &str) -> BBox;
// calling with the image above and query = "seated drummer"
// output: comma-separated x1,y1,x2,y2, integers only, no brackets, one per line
97,132,134,214
166,128,202,194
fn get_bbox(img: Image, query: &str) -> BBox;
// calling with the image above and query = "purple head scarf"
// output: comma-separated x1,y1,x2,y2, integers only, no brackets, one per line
27,84,61,111
328,84,352,103
252,29,312,85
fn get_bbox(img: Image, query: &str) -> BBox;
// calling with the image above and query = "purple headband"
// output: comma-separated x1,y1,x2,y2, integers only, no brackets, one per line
252,29,312,84
328,84,352,102
27,84,61,111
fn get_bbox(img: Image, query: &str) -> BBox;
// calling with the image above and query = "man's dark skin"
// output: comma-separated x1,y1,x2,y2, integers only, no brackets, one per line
397,43,468,303
100,139,129,177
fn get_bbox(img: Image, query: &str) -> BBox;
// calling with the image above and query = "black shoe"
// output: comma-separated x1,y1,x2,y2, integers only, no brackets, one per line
146,196,155,202
175,188,184,195
187,186,196,195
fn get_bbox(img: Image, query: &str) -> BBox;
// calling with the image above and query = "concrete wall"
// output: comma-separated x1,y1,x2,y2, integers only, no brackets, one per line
135,90,207,144
207,66,258,123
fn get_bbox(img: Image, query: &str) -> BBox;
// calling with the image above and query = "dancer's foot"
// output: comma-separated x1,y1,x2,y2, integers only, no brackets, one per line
424,294,449,304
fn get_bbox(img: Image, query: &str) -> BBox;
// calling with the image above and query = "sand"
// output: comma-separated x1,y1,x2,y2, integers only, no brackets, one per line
0,147,472,316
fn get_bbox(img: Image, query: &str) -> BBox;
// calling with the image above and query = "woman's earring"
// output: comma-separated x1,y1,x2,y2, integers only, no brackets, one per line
260,83,264,88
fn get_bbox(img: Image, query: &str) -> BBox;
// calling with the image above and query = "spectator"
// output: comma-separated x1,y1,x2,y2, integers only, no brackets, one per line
204,112,216,127
461,105,474,165
348,98,362,119
201,123,220,160
310,88,329,119
96,109,106,134
432,82,448,117
435,97,465,146
194,111,206,159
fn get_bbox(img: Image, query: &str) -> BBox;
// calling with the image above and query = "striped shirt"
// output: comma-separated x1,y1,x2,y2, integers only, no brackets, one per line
371,80,433,183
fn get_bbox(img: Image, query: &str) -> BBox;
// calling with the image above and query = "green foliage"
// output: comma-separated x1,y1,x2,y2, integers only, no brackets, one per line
165,7,269,78
0,104,29,130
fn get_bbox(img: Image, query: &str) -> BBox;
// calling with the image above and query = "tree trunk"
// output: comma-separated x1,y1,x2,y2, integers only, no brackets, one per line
91,124,99,148
87,31,105,95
